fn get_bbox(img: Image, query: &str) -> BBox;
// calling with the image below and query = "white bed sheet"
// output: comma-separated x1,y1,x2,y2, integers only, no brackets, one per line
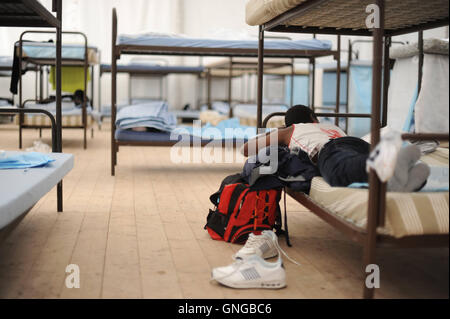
0,152,73,229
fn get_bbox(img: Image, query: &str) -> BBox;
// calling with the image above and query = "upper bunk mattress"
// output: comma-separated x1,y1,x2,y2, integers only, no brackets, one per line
246,0,305,26
0,152,73,229
117,33,332,51
17,42,99,64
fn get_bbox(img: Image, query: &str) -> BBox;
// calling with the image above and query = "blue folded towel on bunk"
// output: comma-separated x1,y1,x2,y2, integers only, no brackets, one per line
347,166,449,192
0,152,55,169
115,101,176,132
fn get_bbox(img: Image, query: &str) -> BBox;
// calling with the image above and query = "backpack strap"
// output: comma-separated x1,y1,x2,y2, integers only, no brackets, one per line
227,184,248,216
283,187,292,247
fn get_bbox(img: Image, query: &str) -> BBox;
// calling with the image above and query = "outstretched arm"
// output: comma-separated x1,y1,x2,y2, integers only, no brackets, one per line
240,126,293,157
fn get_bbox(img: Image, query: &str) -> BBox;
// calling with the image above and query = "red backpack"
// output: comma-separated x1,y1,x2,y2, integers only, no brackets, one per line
204,174,282,244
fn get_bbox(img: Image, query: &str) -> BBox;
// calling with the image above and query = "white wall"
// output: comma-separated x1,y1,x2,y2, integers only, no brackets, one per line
0,0,448,110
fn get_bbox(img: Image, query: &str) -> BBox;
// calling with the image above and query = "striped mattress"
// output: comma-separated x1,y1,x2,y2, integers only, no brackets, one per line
308,147,449,238
16,114,95,127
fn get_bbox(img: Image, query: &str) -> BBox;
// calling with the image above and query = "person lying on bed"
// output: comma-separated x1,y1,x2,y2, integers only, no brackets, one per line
37,89,89,107
241,105,429,192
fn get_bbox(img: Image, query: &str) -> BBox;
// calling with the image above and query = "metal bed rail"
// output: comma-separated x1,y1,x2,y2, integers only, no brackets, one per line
17,30,91,149
0,107,63,212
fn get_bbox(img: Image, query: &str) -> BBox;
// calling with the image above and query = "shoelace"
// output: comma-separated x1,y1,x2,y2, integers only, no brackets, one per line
243,233,266,248
272,234,301,267
237,232,301,267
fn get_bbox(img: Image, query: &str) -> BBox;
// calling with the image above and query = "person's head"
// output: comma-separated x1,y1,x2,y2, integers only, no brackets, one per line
284,105,318,127
73,90,86,106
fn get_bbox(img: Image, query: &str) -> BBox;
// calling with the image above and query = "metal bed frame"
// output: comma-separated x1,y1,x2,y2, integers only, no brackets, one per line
16,30,98,149
110,7,339,176
202,57,298,115
98,61,205,122
0,0,64,212
255,0,449,299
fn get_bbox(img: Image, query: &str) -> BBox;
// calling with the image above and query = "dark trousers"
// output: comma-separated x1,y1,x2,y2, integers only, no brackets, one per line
317,136,370,187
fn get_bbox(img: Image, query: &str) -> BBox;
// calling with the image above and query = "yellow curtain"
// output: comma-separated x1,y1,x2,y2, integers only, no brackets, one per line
49,66,91,94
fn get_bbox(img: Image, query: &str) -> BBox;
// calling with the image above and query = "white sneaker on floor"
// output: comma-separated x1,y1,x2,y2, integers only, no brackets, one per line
211,255,286,289
234,230,279,260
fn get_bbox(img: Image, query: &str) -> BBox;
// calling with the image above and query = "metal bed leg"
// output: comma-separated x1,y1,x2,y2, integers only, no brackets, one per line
84,127,87,149
335,35,341,127
57,181,63,212
228,57,233,118
111,8,117,176
19,124,23,149
256,25,264,129
363,0,385,300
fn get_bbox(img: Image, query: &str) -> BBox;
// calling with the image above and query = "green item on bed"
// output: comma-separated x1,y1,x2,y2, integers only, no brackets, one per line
49,66,91,94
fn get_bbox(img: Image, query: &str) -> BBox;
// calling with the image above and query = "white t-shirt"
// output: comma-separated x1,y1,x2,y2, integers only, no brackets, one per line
289,123,346,159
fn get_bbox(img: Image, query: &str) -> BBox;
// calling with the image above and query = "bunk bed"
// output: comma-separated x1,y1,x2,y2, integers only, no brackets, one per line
201,57,310,128
0,56,39,108
0,56,14,124
98,62,205,124
110,8,339,175
0,0,72,234
14,30,99,149
248,0,449,299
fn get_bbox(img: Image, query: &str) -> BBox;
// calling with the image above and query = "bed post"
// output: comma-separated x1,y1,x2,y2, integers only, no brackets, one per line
111,8,117,176
228,57,233,117
418,31,424,95
91,65,95,110
55,0,63,212
381,36,391,129
310,57,316,111
290,58,294,107
98,51,102,118
18,38,23,149
335,35,341,126
207,68,212,110
257,25,264,129
83,32,88,149
310,33,317,112
345,40,352,132
363,0,385,299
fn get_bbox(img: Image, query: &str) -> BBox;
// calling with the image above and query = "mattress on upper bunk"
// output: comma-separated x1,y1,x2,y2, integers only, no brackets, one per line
117,32,332,51
390,38,449,59
308,148,449,238
14,101,97,127
246,0,305,26
16,42,99,64
0,152,73,230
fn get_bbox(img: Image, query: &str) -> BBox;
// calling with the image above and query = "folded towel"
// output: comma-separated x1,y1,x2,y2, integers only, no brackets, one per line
116,101,176,132
0,152,55,169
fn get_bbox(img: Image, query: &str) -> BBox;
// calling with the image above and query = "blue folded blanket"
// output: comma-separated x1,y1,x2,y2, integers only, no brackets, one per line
0,152,55,169
115,101,176,132
173,118,260,140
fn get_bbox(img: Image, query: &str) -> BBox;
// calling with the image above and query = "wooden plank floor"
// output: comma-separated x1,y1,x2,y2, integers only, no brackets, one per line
0,123,448,299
